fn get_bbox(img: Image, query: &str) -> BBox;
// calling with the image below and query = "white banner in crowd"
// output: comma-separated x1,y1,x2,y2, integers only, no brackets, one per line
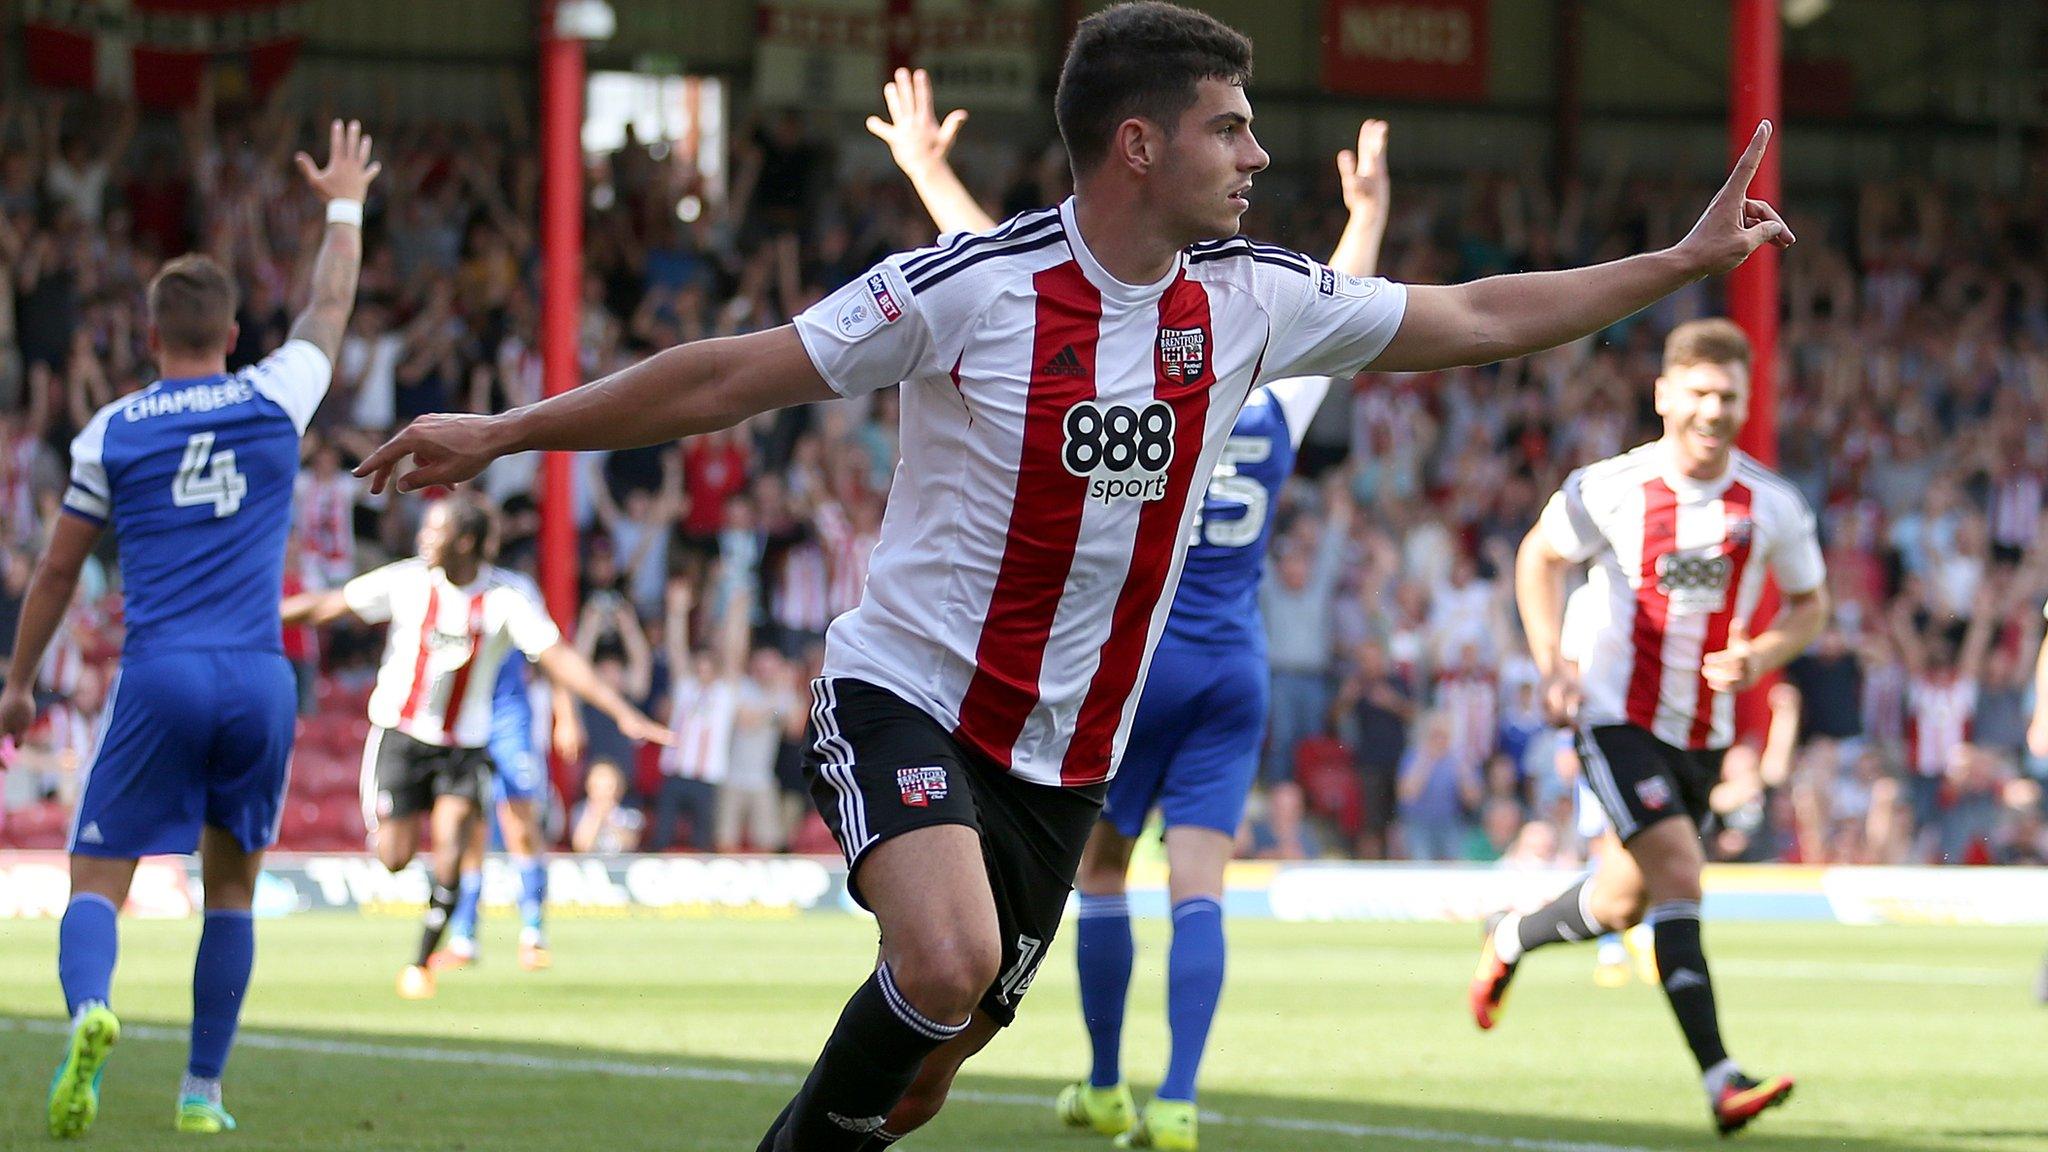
753,0,1038,112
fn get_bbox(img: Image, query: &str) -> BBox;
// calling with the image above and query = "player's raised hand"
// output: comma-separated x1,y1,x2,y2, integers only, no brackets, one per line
0,686,34,741
295,118,381,204
1336,119,1390,227
354,411,501,495
1677,121,1794,277
865,67,967,179
1703,619,1759,694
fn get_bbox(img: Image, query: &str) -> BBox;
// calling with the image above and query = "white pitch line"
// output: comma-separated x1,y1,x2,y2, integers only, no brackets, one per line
1716,959,2009,986
2,1017,1664,1152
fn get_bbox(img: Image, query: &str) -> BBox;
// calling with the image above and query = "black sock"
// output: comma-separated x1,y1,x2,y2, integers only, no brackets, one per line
1513,879,1602,957
415,881,459,968
759,964,966,1152
1648,900,1729,1072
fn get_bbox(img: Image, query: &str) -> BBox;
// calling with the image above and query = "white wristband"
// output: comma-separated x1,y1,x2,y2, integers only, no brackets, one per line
326,199,364,227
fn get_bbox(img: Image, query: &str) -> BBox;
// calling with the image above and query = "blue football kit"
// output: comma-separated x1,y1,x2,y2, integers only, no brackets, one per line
62,341,329,858
486,571,549,807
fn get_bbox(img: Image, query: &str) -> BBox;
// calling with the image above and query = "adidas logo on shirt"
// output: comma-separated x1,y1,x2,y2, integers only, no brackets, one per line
1039,344,1086,378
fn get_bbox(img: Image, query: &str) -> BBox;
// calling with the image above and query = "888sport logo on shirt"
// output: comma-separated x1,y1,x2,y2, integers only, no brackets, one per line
1062,400,1176,505
1654,547,1734,613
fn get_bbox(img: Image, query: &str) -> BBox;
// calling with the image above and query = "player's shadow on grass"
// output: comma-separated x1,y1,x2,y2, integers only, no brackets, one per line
0,1015,2013,1152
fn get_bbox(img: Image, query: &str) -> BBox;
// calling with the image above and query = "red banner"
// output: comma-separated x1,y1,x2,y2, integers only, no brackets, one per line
1321,0,1489,103
22,0,307,109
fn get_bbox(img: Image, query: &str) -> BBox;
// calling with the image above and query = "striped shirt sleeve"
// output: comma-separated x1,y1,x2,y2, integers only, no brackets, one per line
1256,254,1408,381
1538,470,1606,562
792,260,935,400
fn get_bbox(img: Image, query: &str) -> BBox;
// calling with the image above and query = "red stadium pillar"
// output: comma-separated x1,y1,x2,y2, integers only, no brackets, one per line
538,6,585,633
538,3,589,813
1730,0,1782,743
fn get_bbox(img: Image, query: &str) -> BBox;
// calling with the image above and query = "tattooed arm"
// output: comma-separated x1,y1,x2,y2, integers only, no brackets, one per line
287,119,382,365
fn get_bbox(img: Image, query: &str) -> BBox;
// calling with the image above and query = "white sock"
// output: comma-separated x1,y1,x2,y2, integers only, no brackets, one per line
1492,913,1525,964
1702,1058,1740,1098
1596,938,1628,966
181,1074,222,1105
519,926,545,948
447,935,478,959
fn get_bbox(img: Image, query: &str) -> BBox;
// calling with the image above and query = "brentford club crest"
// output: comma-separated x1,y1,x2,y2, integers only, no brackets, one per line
1157,326,1207,383
897,766,949,808
1635,776,1673,812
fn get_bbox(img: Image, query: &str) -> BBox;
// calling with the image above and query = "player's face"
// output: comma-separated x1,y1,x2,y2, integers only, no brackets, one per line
416,504,453,568
1655,361,1749,478
1154,79,1268,242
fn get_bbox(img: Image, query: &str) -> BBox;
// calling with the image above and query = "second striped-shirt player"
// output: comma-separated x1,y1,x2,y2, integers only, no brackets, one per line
1474,318,1828,1136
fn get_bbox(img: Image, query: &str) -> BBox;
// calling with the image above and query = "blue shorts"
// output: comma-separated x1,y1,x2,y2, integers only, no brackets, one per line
489,728,546,805
1103,642,1268,839
71,651,295,858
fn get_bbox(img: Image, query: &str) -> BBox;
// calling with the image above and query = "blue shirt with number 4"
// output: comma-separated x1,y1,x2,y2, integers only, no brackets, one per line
63,340,331,658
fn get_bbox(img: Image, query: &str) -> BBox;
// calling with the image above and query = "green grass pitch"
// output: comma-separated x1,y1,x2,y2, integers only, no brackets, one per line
2,915,2044,1150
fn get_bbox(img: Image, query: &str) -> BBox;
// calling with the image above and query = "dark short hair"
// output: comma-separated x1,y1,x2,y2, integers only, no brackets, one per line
440,494,499,560
1663,318,1752,374
1055,2,1254,175
147,255,238,355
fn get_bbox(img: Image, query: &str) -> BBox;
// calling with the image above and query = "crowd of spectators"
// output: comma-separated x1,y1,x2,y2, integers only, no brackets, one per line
3,82,2048,869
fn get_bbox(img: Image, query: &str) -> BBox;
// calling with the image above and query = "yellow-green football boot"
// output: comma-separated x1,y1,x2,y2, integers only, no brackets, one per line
47,1003,120,1138
1115,1099,1198,1150
1056,1081,1135,1135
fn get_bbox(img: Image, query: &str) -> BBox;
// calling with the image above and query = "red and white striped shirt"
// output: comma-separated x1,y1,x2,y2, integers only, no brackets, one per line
1540,443,1825,750
342,560,561,748
774,539,832,635
662,676,738,784
1434,668,1499,770
1,433,46,546
1904,672,1976,778
814,501,878,620
293,471,358,586
793,199,1407,786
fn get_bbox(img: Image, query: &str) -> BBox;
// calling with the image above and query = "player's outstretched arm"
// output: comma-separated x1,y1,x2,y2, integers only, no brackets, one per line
534,642,674,747
1327,120,1390,279
280,589,356,627
287,119,381,366
869,68,992,235
357,326,835,494
0,515,102,737
1371,122,1792,373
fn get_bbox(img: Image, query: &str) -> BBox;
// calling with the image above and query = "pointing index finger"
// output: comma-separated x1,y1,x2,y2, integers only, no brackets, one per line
1727,120,1771,189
